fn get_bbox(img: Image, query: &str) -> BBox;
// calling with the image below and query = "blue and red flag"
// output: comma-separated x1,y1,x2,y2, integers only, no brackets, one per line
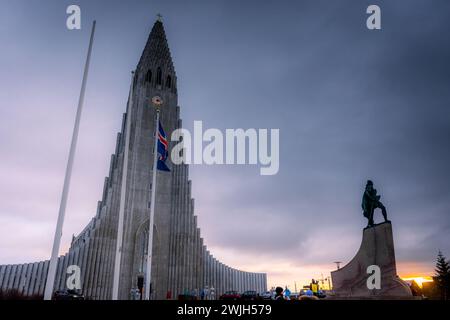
157,121,170,172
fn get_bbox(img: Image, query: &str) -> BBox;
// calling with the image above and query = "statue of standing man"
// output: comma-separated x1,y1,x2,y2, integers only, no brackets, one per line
362,180,389,227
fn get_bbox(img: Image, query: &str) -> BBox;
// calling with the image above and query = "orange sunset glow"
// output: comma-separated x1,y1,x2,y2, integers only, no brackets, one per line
401,276,434,288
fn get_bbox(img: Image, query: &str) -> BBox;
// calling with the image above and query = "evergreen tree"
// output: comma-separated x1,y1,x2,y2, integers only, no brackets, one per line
434,251,450,300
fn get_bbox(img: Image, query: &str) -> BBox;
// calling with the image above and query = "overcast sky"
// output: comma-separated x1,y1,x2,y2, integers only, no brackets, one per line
0,0,449,288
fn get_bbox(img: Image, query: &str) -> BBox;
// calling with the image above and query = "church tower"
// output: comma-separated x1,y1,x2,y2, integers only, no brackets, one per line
0,19,267,300
117,18,183,300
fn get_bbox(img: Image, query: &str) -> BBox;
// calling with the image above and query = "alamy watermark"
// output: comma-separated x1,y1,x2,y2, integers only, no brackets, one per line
367,265,381,290
66,265,81,290
171,121,280,176
66,5,81,30
367,5,381,30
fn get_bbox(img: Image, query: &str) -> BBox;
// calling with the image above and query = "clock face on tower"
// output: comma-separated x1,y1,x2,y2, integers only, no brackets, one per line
151,95,163,107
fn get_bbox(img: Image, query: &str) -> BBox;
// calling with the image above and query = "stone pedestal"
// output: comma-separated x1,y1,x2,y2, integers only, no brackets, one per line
331,222,412,298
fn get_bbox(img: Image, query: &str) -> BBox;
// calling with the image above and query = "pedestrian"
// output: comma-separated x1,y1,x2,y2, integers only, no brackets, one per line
274,287,285,301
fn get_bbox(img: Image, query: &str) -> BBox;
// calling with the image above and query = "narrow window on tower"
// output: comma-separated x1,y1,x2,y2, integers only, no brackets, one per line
145,70,152,83
166,75,172,89
156,67,162,86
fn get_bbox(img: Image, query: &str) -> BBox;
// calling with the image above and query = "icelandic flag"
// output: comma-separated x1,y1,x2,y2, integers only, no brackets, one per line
157,121,171,172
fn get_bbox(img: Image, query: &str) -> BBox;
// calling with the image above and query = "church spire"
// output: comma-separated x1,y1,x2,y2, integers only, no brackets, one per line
135,17,176,94
137,17,176,80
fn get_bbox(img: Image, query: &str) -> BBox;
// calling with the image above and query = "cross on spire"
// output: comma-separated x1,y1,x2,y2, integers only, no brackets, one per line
156,13,163,22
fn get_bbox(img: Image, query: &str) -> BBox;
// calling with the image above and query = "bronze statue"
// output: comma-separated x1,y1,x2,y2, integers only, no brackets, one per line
362,180,389,227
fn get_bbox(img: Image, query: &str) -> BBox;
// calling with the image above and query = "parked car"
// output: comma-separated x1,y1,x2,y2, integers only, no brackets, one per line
289,293,300,300
259,291,273,300
53,290,85,300
299,294,319,300
317,290,327,299
219,291,241,300
241,290,258,300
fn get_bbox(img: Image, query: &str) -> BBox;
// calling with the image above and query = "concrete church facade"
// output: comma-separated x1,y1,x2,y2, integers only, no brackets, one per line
0,20,267,300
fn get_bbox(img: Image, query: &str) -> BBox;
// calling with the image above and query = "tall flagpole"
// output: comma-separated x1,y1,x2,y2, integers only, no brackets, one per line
44,20,96,300
145,107,160,300
112,71,135,300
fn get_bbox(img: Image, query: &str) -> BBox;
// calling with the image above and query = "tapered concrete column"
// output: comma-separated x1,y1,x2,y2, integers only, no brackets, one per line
264,274,267,292
256,274,260,293
220,265,224,294
252,273,255,292
211,255,214,291
260,274,264,293
232,269,235,290
226,266,229,293
213,258,218,299
223,265,227,294
212,256,215,292
201,244,205,291
239,271,242,292
258,274,262,293
203,252,207,291
172,166,181,299
207,252,211,289
261,274,263,292
215,259,218,298
199,233,203,293
217,263,220,296
186,215,192,293
197,229,201,292
1,266,10,291
27,263,37,296
205,256,209,296
216,259,220,298
225,265,229,293
230,269,233,291
211,258,215,298
0,266,6,289
229,268,232,291
187,212,195,292
222,266,225,294
259,274,262,292
12,264,22,290
259,274,262,293
33,263,42,295
225,266,229,293
223,264,227,295
219,263,224,296
211,256,215,297
257,274,260,293
235,270,239,291
217,263,221,296
234,270,237,291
